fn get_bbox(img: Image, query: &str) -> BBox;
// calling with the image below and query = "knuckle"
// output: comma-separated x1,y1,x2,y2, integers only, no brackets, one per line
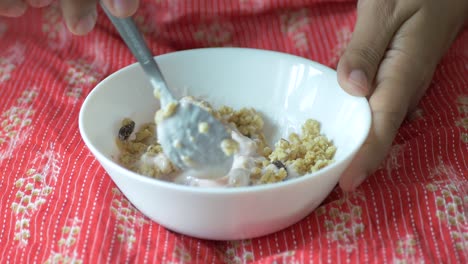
379,49,436,91
369,97,408,135
347,45,382,70
358,0,397,18
372,109,405,139
358,0,403,30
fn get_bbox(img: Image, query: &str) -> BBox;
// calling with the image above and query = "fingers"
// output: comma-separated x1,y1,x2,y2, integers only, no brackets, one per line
339,51,422,191
60,0,98,35
59,0,140,35
60,0,140,35
338,10,443,192
337,0,409,97
0,0,27,17
101,0,139,18
0,0,140,35
339,85,408,192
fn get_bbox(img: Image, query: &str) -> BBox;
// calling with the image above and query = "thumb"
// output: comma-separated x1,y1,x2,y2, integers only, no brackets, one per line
337,0,405,97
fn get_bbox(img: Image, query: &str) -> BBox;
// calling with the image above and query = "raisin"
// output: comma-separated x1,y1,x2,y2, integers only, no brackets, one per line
272,160,287,172
118,120,135,141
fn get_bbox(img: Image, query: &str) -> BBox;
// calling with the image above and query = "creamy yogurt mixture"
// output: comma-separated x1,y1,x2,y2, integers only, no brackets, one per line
116,97,336,187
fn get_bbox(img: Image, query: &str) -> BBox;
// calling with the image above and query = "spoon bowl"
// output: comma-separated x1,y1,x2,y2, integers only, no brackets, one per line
102,4,233,174
157,99,233,175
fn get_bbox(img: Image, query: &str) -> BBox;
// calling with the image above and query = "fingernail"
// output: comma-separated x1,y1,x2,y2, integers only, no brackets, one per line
74,11,97,35
113,0,131,16
348,70,368,95
351,174,368,190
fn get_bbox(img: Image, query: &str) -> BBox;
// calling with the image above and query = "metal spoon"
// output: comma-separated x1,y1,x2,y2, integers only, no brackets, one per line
101,4,233,176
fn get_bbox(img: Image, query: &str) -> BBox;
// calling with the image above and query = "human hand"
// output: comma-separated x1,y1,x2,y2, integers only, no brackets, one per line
0,0,140,35
337,0,468,191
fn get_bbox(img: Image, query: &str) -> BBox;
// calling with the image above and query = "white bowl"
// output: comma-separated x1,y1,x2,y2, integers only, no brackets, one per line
79,48,371,240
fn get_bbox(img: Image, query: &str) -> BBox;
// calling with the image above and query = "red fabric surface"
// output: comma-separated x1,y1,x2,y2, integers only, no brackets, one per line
1,0,467,263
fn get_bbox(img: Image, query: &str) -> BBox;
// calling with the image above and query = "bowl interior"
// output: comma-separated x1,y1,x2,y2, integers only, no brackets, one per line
80,48,371,183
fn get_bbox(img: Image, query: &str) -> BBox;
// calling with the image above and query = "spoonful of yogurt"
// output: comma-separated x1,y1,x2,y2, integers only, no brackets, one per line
102,4,234,176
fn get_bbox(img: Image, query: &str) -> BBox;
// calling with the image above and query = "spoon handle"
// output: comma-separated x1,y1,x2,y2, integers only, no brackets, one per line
101,3,175,106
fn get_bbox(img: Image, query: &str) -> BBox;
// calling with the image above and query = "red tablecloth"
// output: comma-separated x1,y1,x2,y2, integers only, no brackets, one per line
1,0,467,263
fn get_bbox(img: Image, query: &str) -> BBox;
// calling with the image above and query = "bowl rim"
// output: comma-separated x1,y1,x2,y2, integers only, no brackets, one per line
78,47,371,194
